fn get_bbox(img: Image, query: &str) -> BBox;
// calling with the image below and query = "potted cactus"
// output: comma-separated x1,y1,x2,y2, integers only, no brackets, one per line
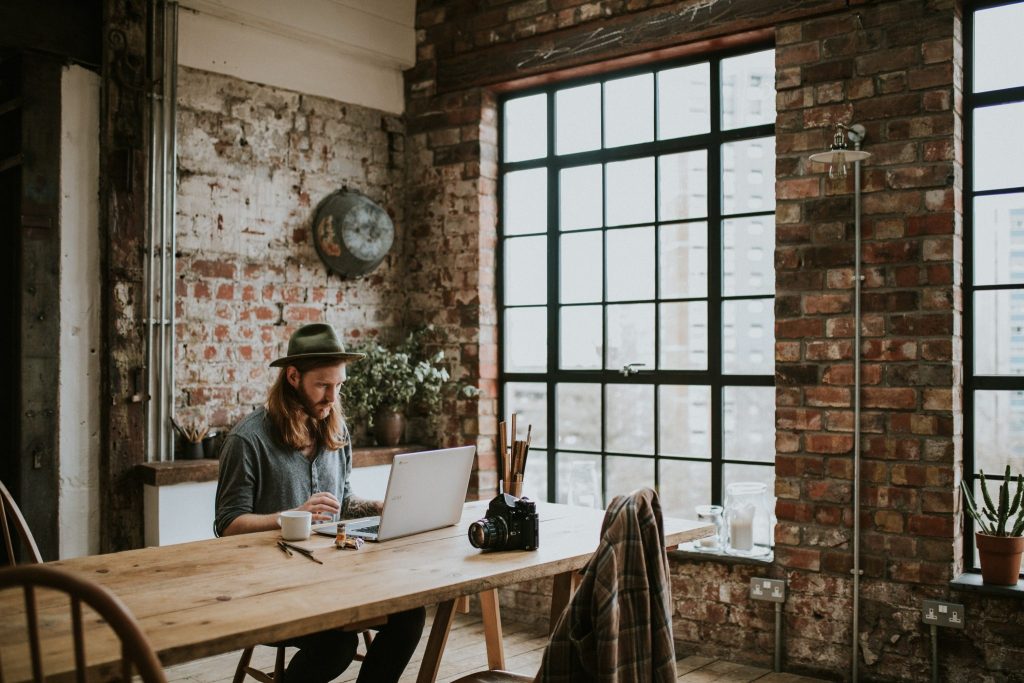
961,465,1024,585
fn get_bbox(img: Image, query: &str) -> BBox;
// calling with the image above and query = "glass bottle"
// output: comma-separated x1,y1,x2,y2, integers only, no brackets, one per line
724,482,771,557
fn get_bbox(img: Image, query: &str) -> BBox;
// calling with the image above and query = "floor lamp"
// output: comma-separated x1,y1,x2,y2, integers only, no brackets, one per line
808,123,871,682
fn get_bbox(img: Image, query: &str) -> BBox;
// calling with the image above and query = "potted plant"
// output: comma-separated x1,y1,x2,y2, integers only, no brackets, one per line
961,465,1024,585
342,327,476,447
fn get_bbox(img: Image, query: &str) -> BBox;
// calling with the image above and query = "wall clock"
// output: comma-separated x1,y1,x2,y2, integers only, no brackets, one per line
312,189,395,277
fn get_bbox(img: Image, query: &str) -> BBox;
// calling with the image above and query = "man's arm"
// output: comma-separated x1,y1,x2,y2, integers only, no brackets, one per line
341,495,383,519
221,492,342,536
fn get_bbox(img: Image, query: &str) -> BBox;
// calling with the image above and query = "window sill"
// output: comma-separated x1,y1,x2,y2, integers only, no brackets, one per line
668,543,774,566
950,572,1024,598
136,444,430,486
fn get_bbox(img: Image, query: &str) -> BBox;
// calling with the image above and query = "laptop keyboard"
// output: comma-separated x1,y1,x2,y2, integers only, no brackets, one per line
353,524,380,535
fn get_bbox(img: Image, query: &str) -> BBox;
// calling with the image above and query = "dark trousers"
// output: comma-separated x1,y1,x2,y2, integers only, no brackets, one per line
274,606,426,683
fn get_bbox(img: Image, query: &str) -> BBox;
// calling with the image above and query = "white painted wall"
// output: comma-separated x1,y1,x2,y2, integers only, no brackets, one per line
177,0,415,114
142,465,390,546
58,64,102,559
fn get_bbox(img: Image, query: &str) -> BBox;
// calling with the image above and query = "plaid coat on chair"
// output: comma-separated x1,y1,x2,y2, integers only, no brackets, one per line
536,488,676,683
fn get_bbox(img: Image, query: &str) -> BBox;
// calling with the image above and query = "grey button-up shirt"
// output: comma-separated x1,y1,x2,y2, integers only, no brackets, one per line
214,406,353,536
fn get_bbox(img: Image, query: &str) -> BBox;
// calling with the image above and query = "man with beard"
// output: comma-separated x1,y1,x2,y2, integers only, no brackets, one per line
214,323,425,683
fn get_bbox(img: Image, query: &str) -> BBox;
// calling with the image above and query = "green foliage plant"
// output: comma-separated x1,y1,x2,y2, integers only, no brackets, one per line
961,465,1024,537
341,326,479,428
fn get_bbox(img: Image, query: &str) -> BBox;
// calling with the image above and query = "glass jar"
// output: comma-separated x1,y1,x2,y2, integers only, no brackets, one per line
724,482,771,557
693,504,724,551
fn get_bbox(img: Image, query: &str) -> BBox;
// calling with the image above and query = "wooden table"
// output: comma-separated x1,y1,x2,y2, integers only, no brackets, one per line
0,501,712,682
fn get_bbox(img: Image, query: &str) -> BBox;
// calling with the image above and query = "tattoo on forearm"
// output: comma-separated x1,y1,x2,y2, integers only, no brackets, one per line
342,495,383,519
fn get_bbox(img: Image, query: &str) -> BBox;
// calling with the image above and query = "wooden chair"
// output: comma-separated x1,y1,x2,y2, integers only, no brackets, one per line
453,488,673,683
1,478,43,565
0,564,166,682
233,627,375,682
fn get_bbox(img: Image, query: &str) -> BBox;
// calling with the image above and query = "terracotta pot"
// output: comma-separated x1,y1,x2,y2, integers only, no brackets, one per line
975,532,1024,586
374,409,406,447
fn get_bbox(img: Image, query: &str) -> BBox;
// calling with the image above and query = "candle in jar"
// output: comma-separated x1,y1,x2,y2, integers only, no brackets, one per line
730,505,755,551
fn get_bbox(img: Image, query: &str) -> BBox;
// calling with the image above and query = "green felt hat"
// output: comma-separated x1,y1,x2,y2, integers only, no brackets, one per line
270,323,365,367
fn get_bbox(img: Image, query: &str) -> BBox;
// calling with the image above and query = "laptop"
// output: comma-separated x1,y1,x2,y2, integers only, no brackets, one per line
315,445,476,542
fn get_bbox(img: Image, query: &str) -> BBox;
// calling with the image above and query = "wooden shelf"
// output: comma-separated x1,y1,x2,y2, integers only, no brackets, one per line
136,444,431,487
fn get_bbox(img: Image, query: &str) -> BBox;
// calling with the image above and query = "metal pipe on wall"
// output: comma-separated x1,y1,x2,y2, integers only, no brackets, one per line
808,123,870,681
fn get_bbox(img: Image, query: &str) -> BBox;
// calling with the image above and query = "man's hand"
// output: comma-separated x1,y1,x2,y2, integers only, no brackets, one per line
297,492,341,521
341,495,383,520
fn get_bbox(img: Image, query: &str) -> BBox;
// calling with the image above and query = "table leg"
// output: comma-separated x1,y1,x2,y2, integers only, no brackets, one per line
550,571,574,635
417,599,457,683
479,588,506,670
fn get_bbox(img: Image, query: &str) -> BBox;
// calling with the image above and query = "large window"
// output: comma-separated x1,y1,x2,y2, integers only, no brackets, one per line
965,1,1024,568
498,47,776,526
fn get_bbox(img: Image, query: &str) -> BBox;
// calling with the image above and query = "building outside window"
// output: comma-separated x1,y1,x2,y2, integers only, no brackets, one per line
498,47,777,538
965,0,1024,569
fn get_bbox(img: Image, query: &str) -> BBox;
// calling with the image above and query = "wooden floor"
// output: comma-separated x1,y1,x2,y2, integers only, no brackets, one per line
164,610,827,683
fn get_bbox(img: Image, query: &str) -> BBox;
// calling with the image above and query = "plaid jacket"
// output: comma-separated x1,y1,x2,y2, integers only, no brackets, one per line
536,488,676,683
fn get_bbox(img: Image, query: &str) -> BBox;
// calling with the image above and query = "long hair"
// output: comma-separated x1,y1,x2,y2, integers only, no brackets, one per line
266,358,348,452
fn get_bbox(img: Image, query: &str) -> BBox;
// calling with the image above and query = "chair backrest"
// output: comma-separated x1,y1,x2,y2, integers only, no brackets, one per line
0,564,167,682
539,487,676,682
0,478,43,566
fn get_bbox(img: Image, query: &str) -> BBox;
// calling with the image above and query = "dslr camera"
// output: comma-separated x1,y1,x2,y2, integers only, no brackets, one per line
468,493,539,551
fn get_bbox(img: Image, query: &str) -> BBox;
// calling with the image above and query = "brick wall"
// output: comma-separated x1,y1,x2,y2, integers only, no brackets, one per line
407,1,1024,681
174,67,407,432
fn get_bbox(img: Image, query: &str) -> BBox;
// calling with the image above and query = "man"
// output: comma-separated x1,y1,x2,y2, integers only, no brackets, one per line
215,322,425,683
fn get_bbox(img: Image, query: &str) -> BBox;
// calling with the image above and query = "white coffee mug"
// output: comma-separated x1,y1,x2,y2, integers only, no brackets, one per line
277,510,312,541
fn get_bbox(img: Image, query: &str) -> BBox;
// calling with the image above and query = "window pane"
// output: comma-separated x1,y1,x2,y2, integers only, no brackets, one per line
723,463,775,548
723,386,775,463
721,49,775,130
503,168,547,236
723,216,775,297
557,452,602,507
522,449,548,502
607,226,655,301
504,236,547,305
973,289,1024,375
973,193,1024,287
505,382,548,448
504,307,546,372
659,460,712,519
659,385,711,458
659,151,708,221
560,305,602,369
561,231,603,303
556,384,602,451
605,384,655,455
658,62,711,140
659,222,708,298
556,83,601,155
604,73,654,148
560,165,603,231
659,301,708,370
606,158,655,226
504,94,546,162
607,303,655,371
722,137,775,215
974,3,1024,93
723,298,773,375
606,456,654,503
973,391,1024,476
974,103,1024,192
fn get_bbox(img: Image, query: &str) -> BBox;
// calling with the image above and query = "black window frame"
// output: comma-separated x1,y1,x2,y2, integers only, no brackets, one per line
963,0,1024,573
496,42,777,512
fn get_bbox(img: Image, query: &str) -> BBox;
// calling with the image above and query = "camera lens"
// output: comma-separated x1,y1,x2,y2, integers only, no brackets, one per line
468,516,507,549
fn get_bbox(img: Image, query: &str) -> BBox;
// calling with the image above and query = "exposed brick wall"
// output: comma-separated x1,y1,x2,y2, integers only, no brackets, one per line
174,67,407,432
409,1,1022,681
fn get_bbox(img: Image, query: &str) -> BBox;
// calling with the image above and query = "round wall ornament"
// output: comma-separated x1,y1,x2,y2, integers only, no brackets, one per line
312,188,395,278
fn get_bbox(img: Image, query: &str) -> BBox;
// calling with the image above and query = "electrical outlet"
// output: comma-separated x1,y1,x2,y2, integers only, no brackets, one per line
750,577,786,603
921,600,965,629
